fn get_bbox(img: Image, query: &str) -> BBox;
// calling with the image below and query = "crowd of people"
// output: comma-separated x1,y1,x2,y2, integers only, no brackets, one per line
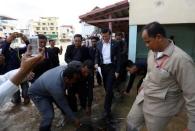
0,21,195,131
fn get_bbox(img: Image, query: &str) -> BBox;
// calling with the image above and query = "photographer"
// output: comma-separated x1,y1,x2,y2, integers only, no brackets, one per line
0,46,45,106
0,32,31,104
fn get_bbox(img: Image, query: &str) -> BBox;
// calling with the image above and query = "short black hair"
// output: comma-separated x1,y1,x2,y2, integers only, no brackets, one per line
101,28,112,35
115,32,123,37
38,34,47,41
125,60,134,67
63,66,80,79
74,34,83,40
142,22,166,38
68,60,93,73
82,59,94,70
49,39,55,43
90,36,99,41
68,61,82,71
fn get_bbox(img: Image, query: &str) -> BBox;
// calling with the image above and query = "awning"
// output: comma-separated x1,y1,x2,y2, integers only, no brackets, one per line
79,0,129,33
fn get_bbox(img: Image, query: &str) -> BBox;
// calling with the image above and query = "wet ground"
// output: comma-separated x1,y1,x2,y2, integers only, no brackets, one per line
0,75,188,131
0,43,188,131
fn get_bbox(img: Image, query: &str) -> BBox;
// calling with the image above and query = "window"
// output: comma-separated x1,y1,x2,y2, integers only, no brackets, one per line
36,27,40,30
50,23,54,25
3,26,6,29
0,28,3,31
38,22,40,26
42,27,45,30
50,27,54,30
42,23,46,25
56,27,58,30
52,32,55,34
44,32,46,34
11,27,14,30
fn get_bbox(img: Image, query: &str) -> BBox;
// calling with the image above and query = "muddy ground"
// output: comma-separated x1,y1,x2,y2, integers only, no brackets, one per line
0,73,187,131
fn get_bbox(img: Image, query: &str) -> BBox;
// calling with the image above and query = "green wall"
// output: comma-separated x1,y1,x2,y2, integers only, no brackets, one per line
136,24,195,60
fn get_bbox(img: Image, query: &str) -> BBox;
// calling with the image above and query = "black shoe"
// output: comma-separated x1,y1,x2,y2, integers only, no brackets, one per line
11,98,21,104
102,112,113,121
23,98,30,105
97,82,102,86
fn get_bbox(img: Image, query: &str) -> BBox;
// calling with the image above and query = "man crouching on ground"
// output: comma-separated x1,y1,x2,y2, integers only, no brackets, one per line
28,66,81,131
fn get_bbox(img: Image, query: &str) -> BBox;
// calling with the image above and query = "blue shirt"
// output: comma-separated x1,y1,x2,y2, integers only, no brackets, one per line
28,66,76,120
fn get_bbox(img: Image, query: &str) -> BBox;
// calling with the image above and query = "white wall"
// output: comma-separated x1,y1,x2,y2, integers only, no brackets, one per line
130,0,195,25
81,22,95,38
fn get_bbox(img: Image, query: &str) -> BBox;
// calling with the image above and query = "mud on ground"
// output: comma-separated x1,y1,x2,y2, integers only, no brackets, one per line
0,76,187,131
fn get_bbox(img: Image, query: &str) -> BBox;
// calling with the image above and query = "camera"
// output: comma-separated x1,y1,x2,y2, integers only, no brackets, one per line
29,36,39,56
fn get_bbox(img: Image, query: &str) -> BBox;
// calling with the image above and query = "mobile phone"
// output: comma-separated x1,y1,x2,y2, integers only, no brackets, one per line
0,49,2,54
29,36,39,56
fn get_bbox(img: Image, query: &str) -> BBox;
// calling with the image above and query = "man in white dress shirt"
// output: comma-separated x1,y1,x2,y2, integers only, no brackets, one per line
95,28,121,119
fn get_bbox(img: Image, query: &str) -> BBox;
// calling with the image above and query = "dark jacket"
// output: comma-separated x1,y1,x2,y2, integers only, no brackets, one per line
64,44,89,63
88,46,97,64
31,47,56,82
0,40,28,74
48,47,60,67
95,40,121,73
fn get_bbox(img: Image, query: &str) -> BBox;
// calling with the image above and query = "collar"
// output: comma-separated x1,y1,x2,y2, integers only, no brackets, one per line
102,39,111,45
154,40,174,59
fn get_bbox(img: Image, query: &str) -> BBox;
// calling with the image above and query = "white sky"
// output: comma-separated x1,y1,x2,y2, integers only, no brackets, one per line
0,0,122,33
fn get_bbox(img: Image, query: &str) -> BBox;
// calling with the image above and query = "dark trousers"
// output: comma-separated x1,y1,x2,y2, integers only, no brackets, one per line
126,73,145,93
67,77,93,111
12,81,30,103
29,95,54,131
95,71,102,85
101,64,116,114
67,86,78,112
67,81,88,111
126,74,136,93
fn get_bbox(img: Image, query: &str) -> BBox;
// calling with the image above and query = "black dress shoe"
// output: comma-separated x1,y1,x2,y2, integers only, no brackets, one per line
11,98,21,104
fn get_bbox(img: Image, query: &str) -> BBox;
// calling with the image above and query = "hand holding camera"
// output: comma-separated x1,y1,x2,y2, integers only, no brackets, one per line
29,36,39,56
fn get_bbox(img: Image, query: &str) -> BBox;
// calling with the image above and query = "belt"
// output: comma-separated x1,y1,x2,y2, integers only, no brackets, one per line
102,63,113,66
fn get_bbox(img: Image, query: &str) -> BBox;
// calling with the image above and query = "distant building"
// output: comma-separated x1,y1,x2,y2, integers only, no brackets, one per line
80,6,101,38
81,22,96,38
0,15,17,38
59,25,74,42
19,28,30,37
28,17,59,40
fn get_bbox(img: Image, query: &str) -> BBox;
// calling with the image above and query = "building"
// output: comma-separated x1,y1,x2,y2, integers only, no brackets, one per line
0,15,17,38
59,25,74,42
28,17,59,40
19,28,30,37
129,0,195,61
81,22,96,38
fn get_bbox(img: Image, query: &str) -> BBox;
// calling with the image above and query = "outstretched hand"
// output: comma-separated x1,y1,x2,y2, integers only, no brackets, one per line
20,45,45,74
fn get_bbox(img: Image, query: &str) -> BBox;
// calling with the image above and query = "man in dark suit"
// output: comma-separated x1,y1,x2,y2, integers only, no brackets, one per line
64,34,92,114
64,34,89,64
95,28,121,119
88,36,102,86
